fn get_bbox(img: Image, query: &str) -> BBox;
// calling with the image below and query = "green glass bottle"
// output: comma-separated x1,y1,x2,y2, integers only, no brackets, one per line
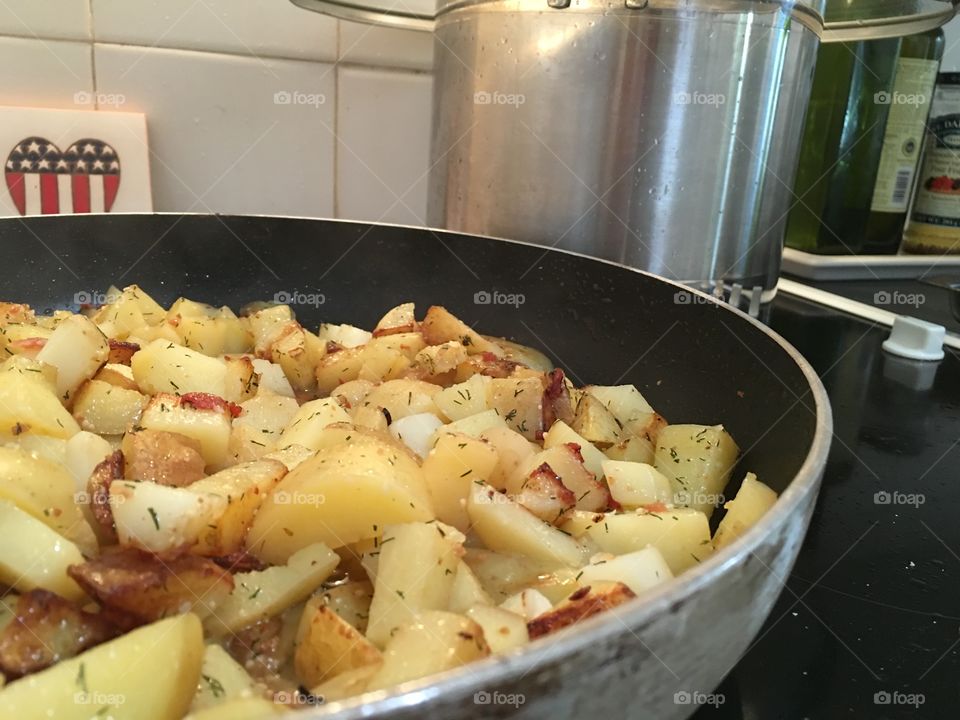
862,29,944,254
785,36,901,254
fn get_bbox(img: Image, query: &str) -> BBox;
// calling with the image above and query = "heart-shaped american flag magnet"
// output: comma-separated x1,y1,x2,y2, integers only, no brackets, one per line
5,136,121,215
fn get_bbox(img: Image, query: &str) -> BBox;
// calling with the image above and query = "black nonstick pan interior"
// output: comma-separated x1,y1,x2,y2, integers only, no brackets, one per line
0,213,818,496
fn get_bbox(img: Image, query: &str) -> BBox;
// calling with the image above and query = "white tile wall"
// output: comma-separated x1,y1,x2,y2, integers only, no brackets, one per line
0,36,93,109
92,0,338,62
96,44,336,217
336,67,432,224
0,2,435,223
941,14,960,73
339,21,433,72
0,0,90,41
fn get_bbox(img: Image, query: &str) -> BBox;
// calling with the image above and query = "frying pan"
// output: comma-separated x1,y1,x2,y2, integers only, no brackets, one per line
0,214,832,719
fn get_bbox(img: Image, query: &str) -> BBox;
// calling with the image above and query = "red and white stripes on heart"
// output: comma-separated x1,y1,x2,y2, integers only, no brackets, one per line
4,136,121,215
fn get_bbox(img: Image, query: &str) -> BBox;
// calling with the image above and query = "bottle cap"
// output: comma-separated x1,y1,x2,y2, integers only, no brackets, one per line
882,316,945,361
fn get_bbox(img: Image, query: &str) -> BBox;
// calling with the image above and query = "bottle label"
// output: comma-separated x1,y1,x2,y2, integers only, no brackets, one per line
870,57,939,213
910,80,960,231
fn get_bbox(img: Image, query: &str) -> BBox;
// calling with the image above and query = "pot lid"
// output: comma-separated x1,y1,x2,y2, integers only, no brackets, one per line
289,0,825,34
821,0,957,42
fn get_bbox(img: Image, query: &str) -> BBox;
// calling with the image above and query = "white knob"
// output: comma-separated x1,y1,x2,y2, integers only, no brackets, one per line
882,316,945,361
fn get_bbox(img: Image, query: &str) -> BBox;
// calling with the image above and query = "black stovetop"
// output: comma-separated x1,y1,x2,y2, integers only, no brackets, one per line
694,289,960,720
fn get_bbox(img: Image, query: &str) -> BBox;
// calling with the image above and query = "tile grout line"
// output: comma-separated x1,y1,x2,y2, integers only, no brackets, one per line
88,0,97,108
0,30,432,75
333,20,341,218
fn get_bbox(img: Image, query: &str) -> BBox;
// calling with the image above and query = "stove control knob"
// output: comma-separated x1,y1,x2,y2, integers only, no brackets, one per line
882,316,945,361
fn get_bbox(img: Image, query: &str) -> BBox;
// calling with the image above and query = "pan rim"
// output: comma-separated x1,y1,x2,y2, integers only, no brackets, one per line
3,212,833,715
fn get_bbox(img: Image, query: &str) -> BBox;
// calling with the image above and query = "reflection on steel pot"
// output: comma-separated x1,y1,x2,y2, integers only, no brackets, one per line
427,0,824,307
292,0,825,308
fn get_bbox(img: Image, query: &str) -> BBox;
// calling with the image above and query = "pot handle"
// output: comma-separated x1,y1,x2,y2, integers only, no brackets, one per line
289,0,436,32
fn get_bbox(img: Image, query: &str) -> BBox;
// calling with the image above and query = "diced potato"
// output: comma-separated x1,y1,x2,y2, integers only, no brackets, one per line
437,409,506,440
462,549,557,603
132,339,228,397
0,614,204,720
1,323,52,359
603,434,656,464
269,323,317,393
140,393,232,466
206,543,339,635
602,460,673,509
389,412,444,458
448,561,493,613
72,379,147,435
186,697,287,720
317,322,371,348
314,334,423,394
310,663,381,703
513,444,609,513
247,434,433,565
363,379,442,421
110,480,228,555
273,398,351,451
222,355,257,404
330,378,374,409
479,425,538,491
0,360,80,439
408,340,468,382
351,403,389,432
433,374,491,421
654,424,740,517
317,580,373,634
489,336,553,372
528,567,583,604
229,394,299,463
64,430,113,492
173,307,252,357
366,611,489,691
294,594,382,685
93,285,164,338
0,445,98,555
94,362,139,391
247,305,295,355
542,421,608,479
527,581,635,639
127,323,180,345
586,508,713,574
559,510,609,538
358,333,425,381
571,393,622,448
0,500,85,601
35,314,109,401
499,588,553,620
263,444,315,473
485,376,543,440
190,645,258,712
465,605,529,654
251,358,295,398
578,547,673,596
189,458,288,556
366,522,465,646
584,384,656,425
422,432,499,531
510,462,576,525
373,302,416,336
420,306,503,357
713,473,778,550
467,481,591,569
